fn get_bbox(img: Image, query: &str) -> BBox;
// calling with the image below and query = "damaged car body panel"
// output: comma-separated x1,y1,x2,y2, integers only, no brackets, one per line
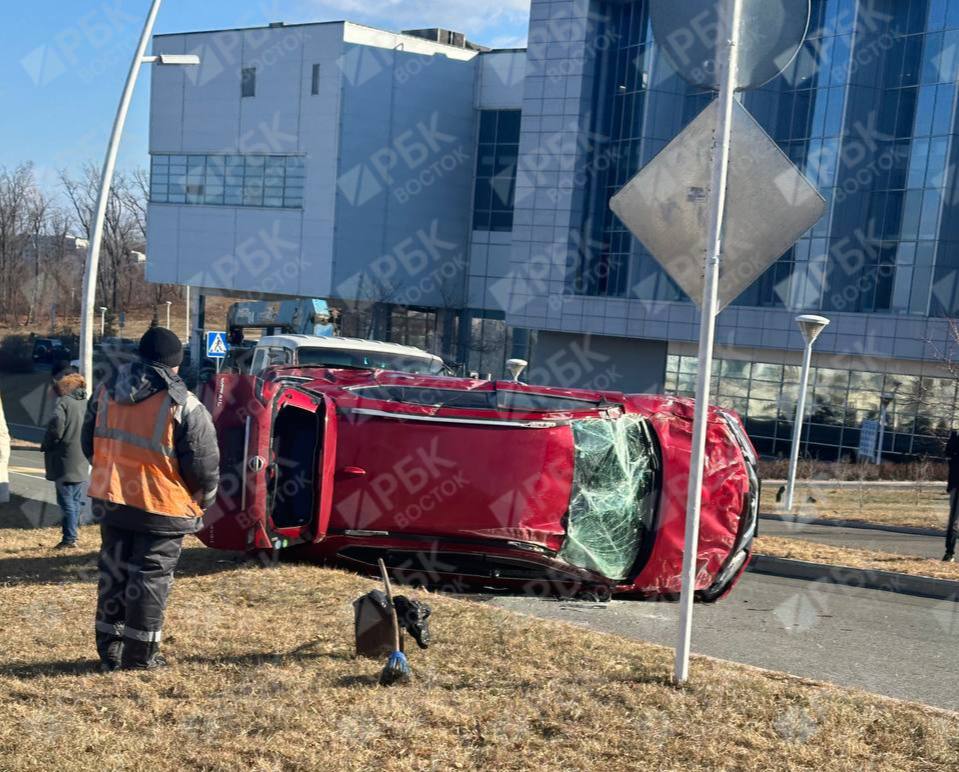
199,367,758,601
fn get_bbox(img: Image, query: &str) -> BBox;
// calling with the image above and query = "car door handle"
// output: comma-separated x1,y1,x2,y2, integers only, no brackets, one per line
335,466,366,480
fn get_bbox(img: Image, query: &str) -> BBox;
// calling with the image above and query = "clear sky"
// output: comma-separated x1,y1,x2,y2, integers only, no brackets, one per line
1,0,530,191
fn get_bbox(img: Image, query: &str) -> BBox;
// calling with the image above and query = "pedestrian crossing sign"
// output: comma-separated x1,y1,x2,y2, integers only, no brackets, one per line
206,331,228,359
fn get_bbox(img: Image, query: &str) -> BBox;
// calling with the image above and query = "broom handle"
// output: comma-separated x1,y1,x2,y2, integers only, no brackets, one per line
377,558,401,652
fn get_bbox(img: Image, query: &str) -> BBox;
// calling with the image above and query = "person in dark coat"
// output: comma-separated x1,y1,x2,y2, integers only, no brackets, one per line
0,390,9,505
946,431,959,562
82,328,220,670
41,363,89,549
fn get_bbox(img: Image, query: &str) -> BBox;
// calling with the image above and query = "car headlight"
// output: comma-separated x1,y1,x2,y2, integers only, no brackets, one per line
719,411,758,467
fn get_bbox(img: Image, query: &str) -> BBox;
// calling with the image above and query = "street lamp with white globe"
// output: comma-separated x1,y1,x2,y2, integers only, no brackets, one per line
785,314,831,511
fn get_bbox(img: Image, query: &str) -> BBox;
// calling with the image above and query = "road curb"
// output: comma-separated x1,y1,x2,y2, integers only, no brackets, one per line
760,513,943,537
748,554,959,601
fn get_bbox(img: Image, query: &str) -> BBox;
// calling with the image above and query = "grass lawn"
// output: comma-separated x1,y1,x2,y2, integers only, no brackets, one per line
755,536,959,583
2,522,958,771
761,482,950,532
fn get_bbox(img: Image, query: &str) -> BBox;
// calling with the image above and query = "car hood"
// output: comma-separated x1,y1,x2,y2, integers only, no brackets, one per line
624,395,750,594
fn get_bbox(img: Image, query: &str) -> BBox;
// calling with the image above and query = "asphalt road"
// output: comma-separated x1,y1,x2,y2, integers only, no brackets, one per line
4,448,59,528
760,517,945,558
488,574,959,711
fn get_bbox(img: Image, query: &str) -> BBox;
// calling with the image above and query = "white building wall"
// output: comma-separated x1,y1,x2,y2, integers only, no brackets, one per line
476,51,526,109
147,23,345,296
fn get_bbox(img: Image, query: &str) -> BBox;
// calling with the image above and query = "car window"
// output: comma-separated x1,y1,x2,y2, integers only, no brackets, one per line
349,386,604,412
297,347,443,374
251,348,268,375
496,390,601,412
267,347,291,367
351,385,495,409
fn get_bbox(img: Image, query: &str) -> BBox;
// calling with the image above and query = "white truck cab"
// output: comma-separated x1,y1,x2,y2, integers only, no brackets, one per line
249,335,446,376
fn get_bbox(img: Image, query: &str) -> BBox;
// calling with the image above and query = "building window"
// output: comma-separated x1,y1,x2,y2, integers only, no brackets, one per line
241,67,256,98
149,154,305,209
311,64,321,95
472,110,520,232
664,354,954,461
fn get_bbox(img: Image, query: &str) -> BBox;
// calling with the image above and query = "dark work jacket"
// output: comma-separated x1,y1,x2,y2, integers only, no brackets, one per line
42,374,90,484
81,360,220,535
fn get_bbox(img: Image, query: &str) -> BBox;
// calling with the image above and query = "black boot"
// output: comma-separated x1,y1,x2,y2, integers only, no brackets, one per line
120,639,167,670
96,632,123,672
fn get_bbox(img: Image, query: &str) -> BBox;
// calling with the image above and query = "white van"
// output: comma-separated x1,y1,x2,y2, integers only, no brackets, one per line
248,335,446,376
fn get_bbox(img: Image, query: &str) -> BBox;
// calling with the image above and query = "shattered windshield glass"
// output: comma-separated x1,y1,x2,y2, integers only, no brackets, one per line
558,416,659,581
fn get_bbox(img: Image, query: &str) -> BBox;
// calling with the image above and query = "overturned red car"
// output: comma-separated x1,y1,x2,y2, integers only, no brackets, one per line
199,366,758,601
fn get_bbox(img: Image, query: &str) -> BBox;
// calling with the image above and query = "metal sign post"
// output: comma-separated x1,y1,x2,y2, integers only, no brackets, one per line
674,0,742,687
206,330,228,378
611,0,817,685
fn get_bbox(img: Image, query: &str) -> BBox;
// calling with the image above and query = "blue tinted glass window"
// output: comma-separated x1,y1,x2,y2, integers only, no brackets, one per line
472,110,520,232
149,154,305,209
933,84,955,133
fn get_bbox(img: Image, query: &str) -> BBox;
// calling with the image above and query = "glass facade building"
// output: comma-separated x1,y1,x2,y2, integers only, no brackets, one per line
665,353,956,460
577,0,959,317
510,0,959,461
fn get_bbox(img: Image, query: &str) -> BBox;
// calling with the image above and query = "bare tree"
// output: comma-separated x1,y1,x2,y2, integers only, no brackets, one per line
0,164,36,323
60,164,145,315
123,166,179,310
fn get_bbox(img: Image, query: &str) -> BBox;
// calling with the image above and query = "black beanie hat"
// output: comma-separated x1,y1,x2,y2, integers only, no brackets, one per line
139,327,183,368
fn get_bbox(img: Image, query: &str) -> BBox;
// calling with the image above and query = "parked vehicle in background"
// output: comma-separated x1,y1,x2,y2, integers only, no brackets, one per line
246,335,447,377
198,360,758,601
32,338,65,364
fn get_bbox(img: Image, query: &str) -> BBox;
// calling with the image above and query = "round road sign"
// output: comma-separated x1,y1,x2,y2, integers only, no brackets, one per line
651,0,811,91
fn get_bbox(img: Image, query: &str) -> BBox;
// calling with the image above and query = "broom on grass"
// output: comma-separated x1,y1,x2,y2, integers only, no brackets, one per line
377,558,411,686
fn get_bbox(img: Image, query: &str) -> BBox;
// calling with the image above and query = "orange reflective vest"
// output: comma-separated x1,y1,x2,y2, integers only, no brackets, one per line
88,388,203,518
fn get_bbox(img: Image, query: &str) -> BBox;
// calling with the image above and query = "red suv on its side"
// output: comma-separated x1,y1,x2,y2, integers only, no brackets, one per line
199,366,759,601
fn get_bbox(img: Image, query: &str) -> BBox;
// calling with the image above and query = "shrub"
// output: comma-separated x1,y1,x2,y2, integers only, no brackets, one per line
0,336,34,373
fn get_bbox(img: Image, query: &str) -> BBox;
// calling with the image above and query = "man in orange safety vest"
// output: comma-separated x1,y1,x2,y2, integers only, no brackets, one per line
83,327,220,670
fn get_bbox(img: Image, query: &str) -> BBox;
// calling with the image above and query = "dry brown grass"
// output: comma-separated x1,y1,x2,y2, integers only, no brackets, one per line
1,523,958,771
0,297,234,343
761,483,949,531
755,536,959,583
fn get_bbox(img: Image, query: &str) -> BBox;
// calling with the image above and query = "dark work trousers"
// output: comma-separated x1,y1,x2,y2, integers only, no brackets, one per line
95,523,185,668
948,490,959,557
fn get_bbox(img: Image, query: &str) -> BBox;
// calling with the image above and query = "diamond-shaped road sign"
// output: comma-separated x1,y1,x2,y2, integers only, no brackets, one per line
609,98,825,312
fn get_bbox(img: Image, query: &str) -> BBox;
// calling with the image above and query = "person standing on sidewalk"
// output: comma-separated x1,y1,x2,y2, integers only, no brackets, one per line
0,390,9,505
945,431,959,562
41,363,89,549
82,328,219,670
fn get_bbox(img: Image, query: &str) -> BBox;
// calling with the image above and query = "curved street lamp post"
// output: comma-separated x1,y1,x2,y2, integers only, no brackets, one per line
78,0,199,385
